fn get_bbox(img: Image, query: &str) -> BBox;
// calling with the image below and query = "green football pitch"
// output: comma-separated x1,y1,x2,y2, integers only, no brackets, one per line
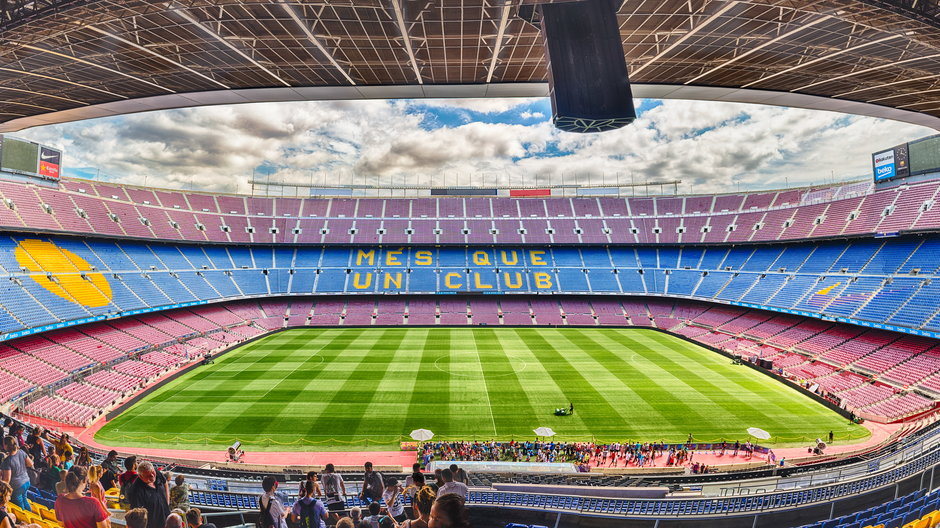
95,327,868,451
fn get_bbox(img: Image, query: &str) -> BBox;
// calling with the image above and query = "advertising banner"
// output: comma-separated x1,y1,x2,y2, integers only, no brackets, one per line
38,147,61,179
873,149,896,181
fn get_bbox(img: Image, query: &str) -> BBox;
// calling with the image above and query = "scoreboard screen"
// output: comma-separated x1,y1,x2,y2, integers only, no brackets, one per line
0,137,39,177
910,136,940,175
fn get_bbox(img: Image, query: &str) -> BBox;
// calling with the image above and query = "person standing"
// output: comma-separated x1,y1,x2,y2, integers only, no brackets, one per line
290,481,327,528
0,436,33,511
258,476,288,528
126,462,170,528
435,470,467,499
319,464,346,520
359,462,384,504
169,475,190,511
87,466,107,510
54,466,111,528
297,471,321,497
382,478,405,523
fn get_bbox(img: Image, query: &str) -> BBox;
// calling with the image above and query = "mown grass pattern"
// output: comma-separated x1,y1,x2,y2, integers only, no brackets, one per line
96,327,869,451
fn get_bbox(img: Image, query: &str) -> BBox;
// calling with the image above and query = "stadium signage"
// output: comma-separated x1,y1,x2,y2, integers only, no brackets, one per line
345,249,559,291
873,149,896,181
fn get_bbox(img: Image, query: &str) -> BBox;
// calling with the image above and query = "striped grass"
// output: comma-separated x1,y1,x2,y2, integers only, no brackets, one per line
96,327,869,451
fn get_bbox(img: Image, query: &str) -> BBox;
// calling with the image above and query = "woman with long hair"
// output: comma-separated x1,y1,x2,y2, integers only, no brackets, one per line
400,486,435,528
54,466,111,528
0,482,16,528
87,466,107,509
0,436,33,511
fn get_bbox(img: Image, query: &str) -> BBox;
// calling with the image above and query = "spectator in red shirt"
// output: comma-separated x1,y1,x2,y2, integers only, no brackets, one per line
54,466,111,528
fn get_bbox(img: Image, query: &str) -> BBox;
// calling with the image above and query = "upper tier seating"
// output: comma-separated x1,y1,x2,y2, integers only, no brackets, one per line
2,177,939,245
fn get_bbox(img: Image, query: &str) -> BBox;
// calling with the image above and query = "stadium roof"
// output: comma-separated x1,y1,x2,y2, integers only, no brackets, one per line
0,0,939,132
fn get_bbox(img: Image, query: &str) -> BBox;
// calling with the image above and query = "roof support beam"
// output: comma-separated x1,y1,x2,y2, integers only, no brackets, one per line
389,0,423,84
741,34,901,89
486,0,512,84
84,24,230,90
16,43,175,93
0,66,125,98
172,4,291,88
632,1,739,78
279,1,355,86
684,16,829,85
793,52,940,92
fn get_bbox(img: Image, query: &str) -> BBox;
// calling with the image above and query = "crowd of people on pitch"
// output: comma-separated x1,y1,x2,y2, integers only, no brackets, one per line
260,462,472,528
420,439,766,472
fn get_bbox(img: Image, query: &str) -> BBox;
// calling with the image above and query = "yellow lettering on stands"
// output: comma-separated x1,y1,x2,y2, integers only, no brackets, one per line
472,251,491,266
355,249,375,266
500,250,518,266
444,273,463,289
385,249,403,266
383,273,402,289
503,272,523,289
530,250,547,265
473,273,493,289
415,250,433,265
352,272,373,289
534,272,553,289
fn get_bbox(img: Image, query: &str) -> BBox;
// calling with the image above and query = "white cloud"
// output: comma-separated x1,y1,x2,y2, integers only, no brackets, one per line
15,97,934,195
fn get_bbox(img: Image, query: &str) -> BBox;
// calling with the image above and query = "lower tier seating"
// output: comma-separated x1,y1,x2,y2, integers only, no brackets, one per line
3,295,938,426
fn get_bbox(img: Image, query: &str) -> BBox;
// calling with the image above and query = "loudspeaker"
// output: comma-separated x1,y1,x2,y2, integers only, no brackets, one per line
539,0,635,132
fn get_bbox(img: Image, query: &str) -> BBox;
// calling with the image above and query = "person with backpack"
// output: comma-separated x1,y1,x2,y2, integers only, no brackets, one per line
318,464,346,520
258,476,287,528
290,481,326,528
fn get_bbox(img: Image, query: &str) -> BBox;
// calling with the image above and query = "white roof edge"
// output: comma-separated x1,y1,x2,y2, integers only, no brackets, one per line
1,82,938,132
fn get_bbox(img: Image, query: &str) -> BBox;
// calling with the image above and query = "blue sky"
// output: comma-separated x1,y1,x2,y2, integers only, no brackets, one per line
13,97,935,195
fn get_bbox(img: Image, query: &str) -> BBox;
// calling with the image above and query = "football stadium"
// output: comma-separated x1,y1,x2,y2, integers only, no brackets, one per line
2,1,940,527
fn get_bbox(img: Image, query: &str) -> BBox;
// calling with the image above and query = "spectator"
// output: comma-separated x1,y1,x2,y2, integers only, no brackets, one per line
126,462,170,528
63,451,75,470
76,447,91,467
87,466,107,509
362,503,381,528
163,514,183,528
119,456,139,509
184,508,216,528
39,454,62,493
291,481,327,528
454,469,468,486
101,451,121,476
400,486,434,528
348,507,361,524
0,482,16,528
55,434,74,460
428,494,470,528
360,462,384,504
382,478,405,523
54,466,111,528
124,509,148,528
335,520,354,528
258,476,287,528
297,471,321,497
435,470,467,499
430,470,443,494
0,436,33,511
404,464,421,488
405,472,425,517
319,464,346,519
25,434,45,470
100,467,118,494
169,475,190,511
